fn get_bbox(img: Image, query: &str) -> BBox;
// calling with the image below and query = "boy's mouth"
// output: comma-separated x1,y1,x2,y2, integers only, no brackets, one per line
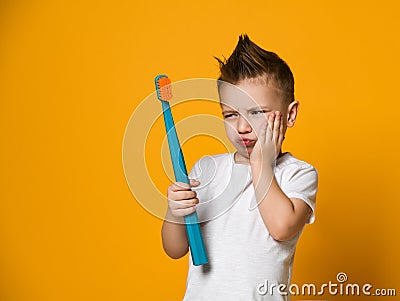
238,138,255,147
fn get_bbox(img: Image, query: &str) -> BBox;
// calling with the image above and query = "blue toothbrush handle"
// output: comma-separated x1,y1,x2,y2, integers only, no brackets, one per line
161,100,208,266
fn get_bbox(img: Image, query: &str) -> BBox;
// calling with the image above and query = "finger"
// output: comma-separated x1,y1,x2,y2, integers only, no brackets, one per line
189,179,200,187
258,119,267,145
170,181,191,191
172,190,197,200
174,206,197,217
266,113,274,141
273,111,280,141
278,114,284,144
169,198,199,210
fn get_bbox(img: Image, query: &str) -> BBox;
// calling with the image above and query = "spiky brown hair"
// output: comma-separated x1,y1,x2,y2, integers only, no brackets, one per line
214,34,294,103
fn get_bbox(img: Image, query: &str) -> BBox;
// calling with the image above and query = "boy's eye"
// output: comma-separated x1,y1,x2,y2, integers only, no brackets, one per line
223,113,236,119
251,110,267,115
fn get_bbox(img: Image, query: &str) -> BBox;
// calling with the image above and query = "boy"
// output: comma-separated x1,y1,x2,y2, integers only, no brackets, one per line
161,34,318,300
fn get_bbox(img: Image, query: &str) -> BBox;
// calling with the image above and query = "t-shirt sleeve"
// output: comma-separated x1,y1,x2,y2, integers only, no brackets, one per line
280,164,319,224
188,159,201,180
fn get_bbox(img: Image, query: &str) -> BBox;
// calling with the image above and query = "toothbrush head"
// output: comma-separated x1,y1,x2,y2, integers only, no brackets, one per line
155,74,172,101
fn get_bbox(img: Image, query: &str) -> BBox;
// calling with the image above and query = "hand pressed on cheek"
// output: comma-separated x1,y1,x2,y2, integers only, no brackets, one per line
250,111,284,166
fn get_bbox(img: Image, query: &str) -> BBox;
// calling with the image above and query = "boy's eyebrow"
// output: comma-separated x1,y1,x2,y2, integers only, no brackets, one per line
248,105,272,111
221,110,237,114
221,106,272,114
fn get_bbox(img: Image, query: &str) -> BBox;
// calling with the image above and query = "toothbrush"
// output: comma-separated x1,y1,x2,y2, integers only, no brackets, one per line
155,74,208,266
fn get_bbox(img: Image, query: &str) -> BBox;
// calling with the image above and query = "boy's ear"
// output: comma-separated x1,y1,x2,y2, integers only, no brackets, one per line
286,100,299,128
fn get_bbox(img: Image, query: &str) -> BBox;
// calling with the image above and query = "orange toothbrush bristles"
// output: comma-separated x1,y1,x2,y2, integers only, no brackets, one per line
155,75,173,101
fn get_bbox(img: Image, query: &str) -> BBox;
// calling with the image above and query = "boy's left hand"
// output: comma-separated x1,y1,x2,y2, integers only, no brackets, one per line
250,111,284,167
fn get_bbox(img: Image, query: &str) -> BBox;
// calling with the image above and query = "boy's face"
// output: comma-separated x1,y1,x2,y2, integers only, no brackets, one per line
219,78,289,163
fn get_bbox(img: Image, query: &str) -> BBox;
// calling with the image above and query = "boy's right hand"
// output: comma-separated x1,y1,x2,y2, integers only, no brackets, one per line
167,179,200,217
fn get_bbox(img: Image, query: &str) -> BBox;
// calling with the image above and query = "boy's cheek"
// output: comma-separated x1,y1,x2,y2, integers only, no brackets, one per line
224,124,239,141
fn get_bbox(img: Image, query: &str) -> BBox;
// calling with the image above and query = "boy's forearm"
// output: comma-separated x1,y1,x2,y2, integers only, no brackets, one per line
161,209,189,259
250,163,304,241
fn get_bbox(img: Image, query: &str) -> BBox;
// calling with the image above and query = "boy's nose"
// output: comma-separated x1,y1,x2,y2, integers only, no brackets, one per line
237,114,252,134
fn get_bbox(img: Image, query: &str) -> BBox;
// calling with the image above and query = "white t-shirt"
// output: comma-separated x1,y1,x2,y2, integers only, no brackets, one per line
183,152,318,301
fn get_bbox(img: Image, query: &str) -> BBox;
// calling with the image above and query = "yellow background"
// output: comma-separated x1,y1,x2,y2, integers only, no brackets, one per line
1,1,399,300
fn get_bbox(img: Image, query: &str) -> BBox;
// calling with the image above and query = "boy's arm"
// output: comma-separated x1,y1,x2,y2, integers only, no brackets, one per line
161,210,189,259
250,164,312,241
250,111,314,241
161,179,200,259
